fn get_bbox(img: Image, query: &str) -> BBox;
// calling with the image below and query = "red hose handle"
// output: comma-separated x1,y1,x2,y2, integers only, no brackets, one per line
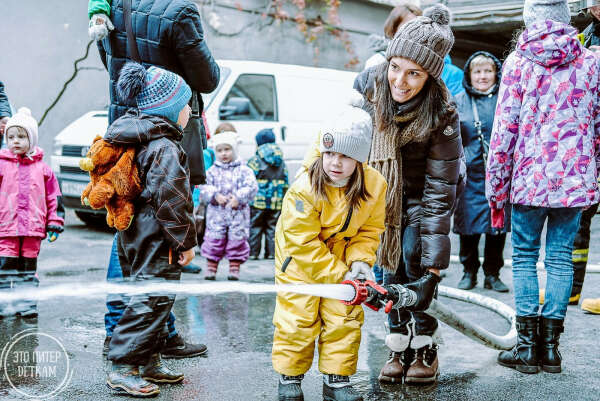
341,280,368,306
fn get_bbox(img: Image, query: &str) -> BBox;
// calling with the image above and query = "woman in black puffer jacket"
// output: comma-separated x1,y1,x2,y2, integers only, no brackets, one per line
453,51,510,293
355,4,464,386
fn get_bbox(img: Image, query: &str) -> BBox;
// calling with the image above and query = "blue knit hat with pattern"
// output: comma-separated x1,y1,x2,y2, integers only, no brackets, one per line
117,62,192,124
255,128,276,146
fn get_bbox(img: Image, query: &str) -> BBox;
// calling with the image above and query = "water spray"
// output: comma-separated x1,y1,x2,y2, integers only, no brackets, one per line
0,279,516,350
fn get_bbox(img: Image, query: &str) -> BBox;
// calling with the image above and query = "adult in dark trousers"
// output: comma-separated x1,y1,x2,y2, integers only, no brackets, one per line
355,5,464,385
0,81,12,147
88,0,219,359
539,1,600,309
453,51,509,293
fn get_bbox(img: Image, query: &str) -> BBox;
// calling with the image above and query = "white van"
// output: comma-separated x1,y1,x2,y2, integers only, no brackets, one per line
51,60,358,224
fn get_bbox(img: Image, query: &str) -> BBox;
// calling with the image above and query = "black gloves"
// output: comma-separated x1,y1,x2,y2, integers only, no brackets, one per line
405,271,441,312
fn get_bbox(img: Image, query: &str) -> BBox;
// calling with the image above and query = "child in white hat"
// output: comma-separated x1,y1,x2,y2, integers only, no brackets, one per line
271,103,387,401
0,107,63,317
199,131,258,280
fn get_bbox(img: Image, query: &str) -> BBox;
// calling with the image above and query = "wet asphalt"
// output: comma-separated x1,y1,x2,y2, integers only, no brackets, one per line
0,210,599,400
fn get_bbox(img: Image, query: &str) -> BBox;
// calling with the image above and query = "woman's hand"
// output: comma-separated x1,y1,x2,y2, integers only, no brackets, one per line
404,272,441,311
178,248,195,266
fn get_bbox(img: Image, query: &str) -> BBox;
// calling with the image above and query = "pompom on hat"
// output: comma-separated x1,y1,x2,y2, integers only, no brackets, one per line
523,0,571,26
319,91,372,163
4,107,38,155
117,62,192,124
386,4,454,79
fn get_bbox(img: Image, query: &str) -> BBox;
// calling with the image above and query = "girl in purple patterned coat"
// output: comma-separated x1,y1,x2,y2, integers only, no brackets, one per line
200,131,258,280
487,0,600,376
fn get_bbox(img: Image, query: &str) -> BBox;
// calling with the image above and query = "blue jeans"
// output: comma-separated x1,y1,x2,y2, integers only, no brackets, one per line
105,234,177,338
511,205,582,320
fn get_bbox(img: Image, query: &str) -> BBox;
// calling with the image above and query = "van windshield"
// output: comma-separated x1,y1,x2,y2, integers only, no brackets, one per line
201,66,231,109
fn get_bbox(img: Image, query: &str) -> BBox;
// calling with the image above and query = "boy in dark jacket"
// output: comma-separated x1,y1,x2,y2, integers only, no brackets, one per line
247,129,288,259
104,62,197,397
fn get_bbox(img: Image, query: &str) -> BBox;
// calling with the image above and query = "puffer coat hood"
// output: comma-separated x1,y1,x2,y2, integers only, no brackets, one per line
462,51,502,97
257,143,283,167
518,20,581,68
104,109,183,145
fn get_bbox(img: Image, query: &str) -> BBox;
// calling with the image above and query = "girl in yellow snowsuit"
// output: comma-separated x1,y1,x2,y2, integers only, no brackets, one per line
272,102,386,401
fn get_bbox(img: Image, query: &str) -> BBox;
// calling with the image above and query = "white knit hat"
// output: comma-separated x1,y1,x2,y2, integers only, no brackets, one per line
320,92,372,163
523,0,571,26
4,107,38,155
209,131,240,158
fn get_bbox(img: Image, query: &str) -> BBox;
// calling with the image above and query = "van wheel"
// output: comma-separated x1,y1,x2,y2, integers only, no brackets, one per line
75,211,107,227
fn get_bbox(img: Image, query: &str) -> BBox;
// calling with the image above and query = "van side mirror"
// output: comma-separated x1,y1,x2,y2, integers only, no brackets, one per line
219,97,250,119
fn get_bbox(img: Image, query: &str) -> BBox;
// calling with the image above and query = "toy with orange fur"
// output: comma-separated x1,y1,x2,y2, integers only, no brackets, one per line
79,135,142,230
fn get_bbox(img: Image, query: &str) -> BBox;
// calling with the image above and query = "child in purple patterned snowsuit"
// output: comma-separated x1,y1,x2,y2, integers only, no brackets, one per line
200,131,258,280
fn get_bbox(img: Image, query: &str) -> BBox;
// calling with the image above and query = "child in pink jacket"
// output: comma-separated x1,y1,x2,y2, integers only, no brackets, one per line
0,107,63,317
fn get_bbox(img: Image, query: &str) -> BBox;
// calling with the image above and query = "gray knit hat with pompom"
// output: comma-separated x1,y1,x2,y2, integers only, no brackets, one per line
385,4,454,79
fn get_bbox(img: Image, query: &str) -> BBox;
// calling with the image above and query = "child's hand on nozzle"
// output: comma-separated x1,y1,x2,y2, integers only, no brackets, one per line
46,226,63,243
343,261,376,282
215,193,228,206
227,194,239,209
88,14,114,41
178,248,196,266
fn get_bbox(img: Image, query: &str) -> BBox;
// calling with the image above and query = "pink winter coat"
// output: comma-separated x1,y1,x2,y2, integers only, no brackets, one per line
0,147,63,238
486,20,600,209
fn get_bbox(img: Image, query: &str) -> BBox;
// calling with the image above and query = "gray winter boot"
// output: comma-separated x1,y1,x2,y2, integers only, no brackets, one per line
322,375,363,401
278,374,304,401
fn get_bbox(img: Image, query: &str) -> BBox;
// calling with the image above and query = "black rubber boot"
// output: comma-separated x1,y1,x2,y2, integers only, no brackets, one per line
278,374,304,401
322,375,363,401
539,317,564,373
457,272,477,290
498,316,539,374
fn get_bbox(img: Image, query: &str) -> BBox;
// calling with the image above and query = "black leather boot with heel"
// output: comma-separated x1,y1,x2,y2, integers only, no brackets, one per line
539,317,564,373
498,316,539,374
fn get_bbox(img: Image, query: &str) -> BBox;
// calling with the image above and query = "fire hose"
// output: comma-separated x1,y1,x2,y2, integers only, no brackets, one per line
341,280,517,350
